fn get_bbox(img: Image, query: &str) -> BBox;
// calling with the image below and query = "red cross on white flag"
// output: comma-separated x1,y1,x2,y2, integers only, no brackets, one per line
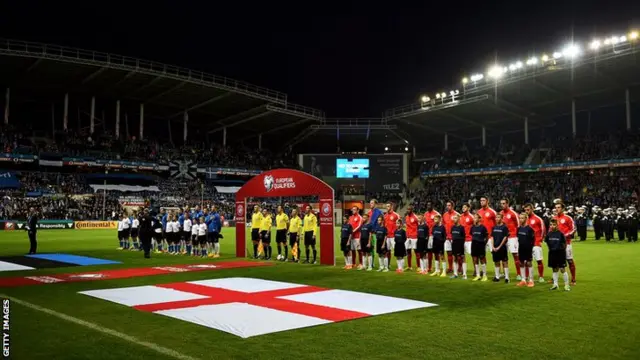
80,277,437,338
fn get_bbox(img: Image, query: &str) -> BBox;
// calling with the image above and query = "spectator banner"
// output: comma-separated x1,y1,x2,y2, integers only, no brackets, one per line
170,160,198,180
300,154,405,193
75,221,118,230
6,220,74,230
0,172,20,189
421,157,640,178
118,196,146,207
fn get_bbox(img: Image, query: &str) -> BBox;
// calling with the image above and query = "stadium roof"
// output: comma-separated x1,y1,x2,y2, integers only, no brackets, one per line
0,39,325,146
0,30,638,153
383,29,640,145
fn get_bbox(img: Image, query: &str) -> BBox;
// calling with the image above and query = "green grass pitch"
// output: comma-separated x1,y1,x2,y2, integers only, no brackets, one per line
1,228,640,360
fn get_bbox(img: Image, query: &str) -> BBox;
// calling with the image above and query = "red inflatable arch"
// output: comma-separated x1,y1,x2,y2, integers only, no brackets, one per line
234,169,335,265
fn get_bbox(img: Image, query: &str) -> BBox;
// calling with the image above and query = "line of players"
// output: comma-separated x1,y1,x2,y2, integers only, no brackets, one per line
249,204,319,264
116,205,224,258
341,198,576,291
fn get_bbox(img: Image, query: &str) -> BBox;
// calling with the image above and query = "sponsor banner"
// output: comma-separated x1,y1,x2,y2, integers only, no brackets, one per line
0,153,37,163
0,261,271,288
62,157,159,171
79,277,437,338
206,167,262,177
39,159,63,167
422,157,640,178
75,221,118,230
8,220,74,230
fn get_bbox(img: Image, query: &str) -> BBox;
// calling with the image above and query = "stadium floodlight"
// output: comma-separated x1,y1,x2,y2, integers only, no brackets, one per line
441,92,447,98
462,77,469,84
515,61,523,68
619,35,627,42
509,63,517,71
384,146,389,151
404,146,409,151
590,40,601,50
421,95,430,103
562,44,580,58
526,57,538,65
488,65,504,79
449,90,459,96
435,93,441,99
552,51,563,59
631,31,639,40
610,36,620,45
470,73,484,82
541,54,549,62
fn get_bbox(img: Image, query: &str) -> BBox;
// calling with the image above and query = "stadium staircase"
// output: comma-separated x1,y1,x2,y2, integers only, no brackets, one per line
523,149,539,165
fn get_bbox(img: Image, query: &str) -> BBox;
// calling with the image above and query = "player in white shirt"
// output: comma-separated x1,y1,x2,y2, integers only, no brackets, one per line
183,214,192,255
130,212,140,251
191,218,199,256
171,216,181,255
121,214,131,249
165,215,175,254
197,217,208,257
117,215,125,250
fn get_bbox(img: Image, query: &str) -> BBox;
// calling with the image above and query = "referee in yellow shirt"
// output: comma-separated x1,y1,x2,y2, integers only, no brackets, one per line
303,205,318,264
259,209,273,260
275,205,289,261
288,208,302,262
251,205,263,259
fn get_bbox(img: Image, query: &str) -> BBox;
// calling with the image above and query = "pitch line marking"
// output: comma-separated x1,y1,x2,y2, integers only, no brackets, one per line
1,293,200,360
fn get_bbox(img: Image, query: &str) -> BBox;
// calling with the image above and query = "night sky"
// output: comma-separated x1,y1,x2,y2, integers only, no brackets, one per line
0,1,637,117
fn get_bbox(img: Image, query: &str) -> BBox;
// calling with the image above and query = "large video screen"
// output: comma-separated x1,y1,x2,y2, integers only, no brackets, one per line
301,154,404,192
336,158,370,178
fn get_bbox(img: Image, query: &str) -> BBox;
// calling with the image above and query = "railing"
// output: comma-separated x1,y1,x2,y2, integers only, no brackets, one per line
0,39,288,104
266,103,325,120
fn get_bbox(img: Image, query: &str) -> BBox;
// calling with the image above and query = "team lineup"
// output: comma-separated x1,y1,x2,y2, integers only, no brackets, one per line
113,198,576,291
341,198,576,291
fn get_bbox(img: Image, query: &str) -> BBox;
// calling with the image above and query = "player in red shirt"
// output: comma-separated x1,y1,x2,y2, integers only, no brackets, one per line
523,203,546,282
348,206,363,269
423,201,441,272
500,198,522,280
404,205,419,271
477,196,497,241
553,202,576,285
442,200,460,273
459,204,474,275
383,203,400,270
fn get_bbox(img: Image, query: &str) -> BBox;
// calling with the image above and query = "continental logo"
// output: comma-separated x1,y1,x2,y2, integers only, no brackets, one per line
75,221,118,229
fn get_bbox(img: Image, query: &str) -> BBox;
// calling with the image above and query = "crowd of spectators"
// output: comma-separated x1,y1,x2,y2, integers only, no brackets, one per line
411,168,640,213
1,125,297,170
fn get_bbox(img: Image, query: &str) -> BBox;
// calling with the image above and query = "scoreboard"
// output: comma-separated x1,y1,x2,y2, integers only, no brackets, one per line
300,154,407,192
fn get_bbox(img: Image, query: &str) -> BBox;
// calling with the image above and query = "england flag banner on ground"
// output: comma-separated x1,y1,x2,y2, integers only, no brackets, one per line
79,277,437,338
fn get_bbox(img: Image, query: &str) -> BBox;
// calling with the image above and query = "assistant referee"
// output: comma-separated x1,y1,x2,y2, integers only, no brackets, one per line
303,205,318,264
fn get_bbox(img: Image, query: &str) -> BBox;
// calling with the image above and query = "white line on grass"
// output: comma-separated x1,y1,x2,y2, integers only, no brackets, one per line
1,294,200,360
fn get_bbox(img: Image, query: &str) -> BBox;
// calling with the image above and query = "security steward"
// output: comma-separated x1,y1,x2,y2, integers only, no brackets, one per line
26,207,38,254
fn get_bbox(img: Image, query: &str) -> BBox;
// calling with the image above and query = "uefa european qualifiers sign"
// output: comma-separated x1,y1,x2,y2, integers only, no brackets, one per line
235,169,336,265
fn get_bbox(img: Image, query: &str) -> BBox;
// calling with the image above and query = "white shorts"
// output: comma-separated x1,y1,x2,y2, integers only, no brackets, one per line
533,246,544,261
405,238,417,250
350,238,361,251
507,237,519,253
565,244,573,260
445,239,452,252
427,236,434,249
464,242,472,255
385,238,395,251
